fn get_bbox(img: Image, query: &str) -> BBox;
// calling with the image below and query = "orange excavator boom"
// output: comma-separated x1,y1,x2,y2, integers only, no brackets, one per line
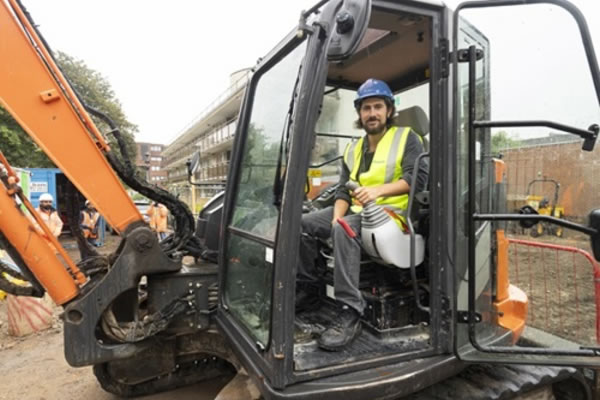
0,0,144,304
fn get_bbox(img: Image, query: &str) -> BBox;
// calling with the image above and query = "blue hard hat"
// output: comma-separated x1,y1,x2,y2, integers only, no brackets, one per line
354,78,394,108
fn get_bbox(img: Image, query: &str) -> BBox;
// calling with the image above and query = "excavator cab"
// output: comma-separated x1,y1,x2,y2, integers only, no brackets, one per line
216,0,600,397
1,0,600,398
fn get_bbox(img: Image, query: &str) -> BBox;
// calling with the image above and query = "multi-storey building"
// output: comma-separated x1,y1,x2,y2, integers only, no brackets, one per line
135,142,167,185
162,69,251,213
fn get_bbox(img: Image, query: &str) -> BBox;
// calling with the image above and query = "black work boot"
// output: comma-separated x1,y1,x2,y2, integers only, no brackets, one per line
295,283,322,314
318,303,362,351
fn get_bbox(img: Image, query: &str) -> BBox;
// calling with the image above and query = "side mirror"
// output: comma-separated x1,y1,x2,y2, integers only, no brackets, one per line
187,151,201,178
590,209,600,262
327,0,372,61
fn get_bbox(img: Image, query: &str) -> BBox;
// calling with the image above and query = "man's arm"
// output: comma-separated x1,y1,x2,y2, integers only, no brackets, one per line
159,205,168,217
332,198,350,225
399,130,428,193
51,211,63,237
79,211,88,229
334,157,351,204
352,179,410,204
332,156,352,224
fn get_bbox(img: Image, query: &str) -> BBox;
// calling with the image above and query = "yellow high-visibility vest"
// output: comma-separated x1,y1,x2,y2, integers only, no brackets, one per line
343,126,412,220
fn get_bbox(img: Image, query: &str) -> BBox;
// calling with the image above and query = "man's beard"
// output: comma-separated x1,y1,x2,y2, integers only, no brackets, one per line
364,118,386,135
41,205,52,211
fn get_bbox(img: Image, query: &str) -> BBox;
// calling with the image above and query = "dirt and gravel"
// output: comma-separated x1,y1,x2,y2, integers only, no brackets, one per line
0,318,230,400
0,235,230,400
506,230,598,346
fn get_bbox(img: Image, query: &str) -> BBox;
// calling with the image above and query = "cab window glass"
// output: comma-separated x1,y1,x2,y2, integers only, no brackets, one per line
225,40,307,347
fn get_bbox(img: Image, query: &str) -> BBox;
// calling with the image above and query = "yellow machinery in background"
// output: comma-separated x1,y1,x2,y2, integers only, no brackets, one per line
526,177,565,237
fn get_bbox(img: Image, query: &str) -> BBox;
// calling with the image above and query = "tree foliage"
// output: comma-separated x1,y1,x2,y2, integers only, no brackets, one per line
55,52,138,166
492,130,520,155
0,51,137,168
0,107,54,167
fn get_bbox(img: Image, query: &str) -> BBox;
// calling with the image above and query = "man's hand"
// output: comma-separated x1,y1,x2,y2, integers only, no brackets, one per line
352,186,382,205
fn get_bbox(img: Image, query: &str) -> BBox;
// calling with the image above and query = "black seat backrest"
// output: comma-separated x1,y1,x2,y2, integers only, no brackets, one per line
391,105,429,151
392,106,430,234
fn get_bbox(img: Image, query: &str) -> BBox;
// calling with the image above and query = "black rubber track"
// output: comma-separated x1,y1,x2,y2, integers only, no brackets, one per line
407,364,591,400
93,355,235,398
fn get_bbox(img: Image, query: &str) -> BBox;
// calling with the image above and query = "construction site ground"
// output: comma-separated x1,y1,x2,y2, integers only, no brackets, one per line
0,229,597,399
506,228,598,346
0,234,230,400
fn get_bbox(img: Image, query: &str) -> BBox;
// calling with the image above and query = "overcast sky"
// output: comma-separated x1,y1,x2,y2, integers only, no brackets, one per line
22,0,600,144
23,0,317,145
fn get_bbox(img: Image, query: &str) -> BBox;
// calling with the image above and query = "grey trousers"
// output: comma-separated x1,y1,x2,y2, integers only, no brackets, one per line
297,206,366,314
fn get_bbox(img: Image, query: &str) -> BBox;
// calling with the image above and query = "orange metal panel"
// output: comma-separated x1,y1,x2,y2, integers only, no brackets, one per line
19,193,86,286
0,184,78,305
494,230,528,343
494,285,528,344
7,0,111,152
495,230,509,302
493,158,506,184
0,151,18,184
0,1,142,233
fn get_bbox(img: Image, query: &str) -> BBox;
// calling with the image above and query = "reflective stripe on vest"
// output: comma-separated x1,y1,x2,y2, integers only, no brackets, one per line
343,126,412,219
82,211,99,238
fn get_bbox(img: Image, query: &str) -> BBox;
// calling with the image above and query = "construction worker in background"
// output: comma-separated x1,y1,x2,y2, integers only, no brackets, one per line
80,200,100,247
34,193,63,237
147,202,168,240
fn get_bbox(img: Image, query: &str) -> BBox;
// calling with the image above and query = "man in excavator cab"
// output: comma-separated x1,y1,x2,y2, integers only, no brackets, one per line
297,78,428,351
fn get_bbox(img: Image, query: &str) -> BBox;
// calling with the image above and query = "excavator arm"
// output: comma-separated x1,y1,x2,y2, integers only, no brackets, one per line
0,0,212,370
0,0,148,305
0,0,144,231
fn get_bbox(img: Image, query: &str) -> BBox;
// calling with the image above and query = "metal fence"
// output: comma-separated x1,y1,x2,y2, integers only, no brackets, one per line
507,238,600,345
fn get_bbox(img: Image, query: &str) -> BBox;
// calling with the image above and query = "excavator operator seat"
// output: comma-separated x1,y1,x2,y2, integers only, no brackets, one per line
392,105,430,151
391,105,430,231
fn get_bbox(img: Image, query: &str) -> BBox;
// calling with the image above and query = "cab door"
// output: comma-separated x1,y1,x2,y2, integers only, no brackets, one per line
453,0,600,365
213,0,343,390
214,29,310,389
